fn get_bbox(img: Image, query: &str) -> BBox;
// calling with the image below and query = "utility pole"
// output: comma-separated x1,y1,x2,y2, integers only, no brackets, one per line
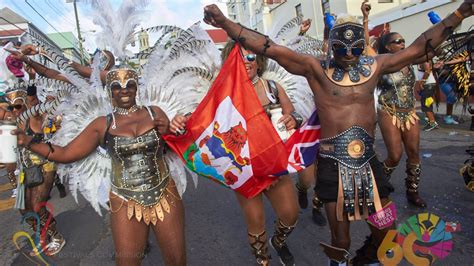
67,0,84,64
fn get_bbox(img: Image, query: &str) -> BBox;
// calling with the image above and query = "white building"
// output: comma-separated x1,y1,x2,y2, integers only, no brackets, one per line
0,7,63,72
226,0,473,44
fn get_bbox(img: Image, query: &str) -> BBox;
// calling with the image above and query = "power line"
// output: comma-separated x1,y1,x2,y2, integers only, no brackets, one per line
0,16,56,51
24,0,80,51
8,0,34,22
44,0,77,26
57,0,77,17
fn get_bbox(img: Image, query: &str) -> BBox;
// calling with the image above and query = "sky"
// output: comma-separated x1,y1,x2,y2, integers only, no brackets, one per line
0,0,228,52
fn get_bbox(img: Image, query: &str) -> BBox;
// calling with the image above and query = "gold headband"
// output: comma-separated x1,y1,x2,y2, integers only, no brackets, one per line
106,68,139,89
5,89,27,105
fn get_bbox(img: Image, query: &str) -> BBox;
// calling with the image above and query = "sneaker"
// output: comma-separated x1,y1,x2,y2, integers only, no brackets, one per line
11,188,17,198
46,236,66,256
270,236,295,266
444,116,459,125
423,122,439,132
312,207,327,226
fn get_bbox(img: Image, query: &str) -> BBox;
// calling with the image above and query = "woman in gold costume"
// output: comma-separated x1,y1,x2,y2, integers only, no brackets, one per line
377,32,427,208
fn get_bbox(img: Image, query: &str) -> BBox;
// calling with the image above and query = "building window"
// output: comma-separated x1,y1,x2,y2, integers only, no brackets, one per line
295,4,302,17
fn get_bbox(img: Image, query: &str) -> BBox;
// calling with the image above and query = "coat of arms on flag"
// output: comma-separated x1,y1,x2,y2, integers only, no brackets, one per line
181,97,253,188
164,44,289,198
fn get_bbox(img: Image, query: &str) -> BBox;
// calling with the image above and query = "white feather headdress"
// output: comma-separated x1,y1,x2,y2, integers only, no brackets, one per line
85,0,149,60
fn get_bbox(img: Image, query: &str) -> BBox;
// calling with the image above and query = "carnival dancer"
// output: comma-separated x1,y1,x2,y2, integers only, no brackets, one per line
170,41,307,265
227,43,301,266
1,46,66,254
13,68,188,264
203,1,473,265
5,83,66,255
13,0,219,264
377,32,428,208
170,14,323,264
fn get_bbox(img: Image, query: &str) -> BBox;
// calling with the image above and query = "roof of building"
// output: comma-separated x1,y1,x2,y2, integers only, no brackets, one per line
0,29,25,38
0,7,28,25
47,32,79,50
206,29,228,44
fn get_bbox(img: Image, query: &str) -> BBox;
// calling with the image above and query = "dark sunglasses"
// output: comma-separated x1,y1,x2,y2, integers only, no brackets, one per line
7,104,23,111
244,53,257,62
333,47,364,57
390,38,405,45
111,82,137,92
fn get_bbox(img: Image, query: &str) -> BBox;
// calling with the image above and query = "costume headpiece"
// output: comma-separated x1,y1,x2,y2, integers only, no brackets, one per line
106,68,139,90
323,17,375,83
4,87,27,105
329,22,365,51
85,0,146,91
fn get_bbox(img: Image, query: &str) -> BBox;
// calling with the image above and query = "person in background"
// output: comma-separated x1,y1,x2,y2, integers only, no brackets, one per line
418,60,440,131
377,32,427,208
294,17,327,227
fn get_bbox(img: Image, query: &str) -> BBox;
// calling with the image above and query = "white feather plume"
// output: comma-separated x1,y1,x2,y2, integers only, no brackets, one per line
85,0,149,59
51,53,112,215
263,16,323,120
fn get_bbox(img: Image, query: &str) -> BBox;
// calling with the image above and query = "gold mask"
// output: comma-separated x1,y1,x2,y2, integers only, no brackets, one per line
106,68,139,90
5,89,27,105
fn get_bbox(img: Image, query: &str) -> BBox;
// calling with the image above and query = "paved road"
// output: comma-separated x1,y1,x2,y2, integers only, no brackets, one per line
1,124,473,266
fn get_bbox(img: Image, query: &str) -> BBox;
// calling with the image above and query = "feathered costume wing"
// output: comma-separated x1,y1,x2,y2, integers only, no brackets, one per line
50,56,113,215
263,16,324,120
36,0,219,214
436,30,473,102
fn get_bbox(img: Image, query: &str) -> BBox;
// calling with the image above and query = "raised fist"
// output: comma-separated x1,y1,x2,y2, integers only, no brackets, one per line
203,4,227,28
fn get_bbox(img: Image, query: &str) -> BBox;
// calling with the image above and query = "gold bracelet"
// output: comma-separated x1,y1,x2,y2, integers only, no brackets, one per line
453,9,464,20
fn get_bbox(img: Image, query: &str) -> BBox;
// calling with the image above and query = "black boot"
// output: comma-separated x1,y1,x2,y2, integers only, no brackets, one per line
248,231,270,265
295,182,308,209
405,162,427,208
312,195,327,226
270,220,296,266
54,175,67,198
351,236,380,266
